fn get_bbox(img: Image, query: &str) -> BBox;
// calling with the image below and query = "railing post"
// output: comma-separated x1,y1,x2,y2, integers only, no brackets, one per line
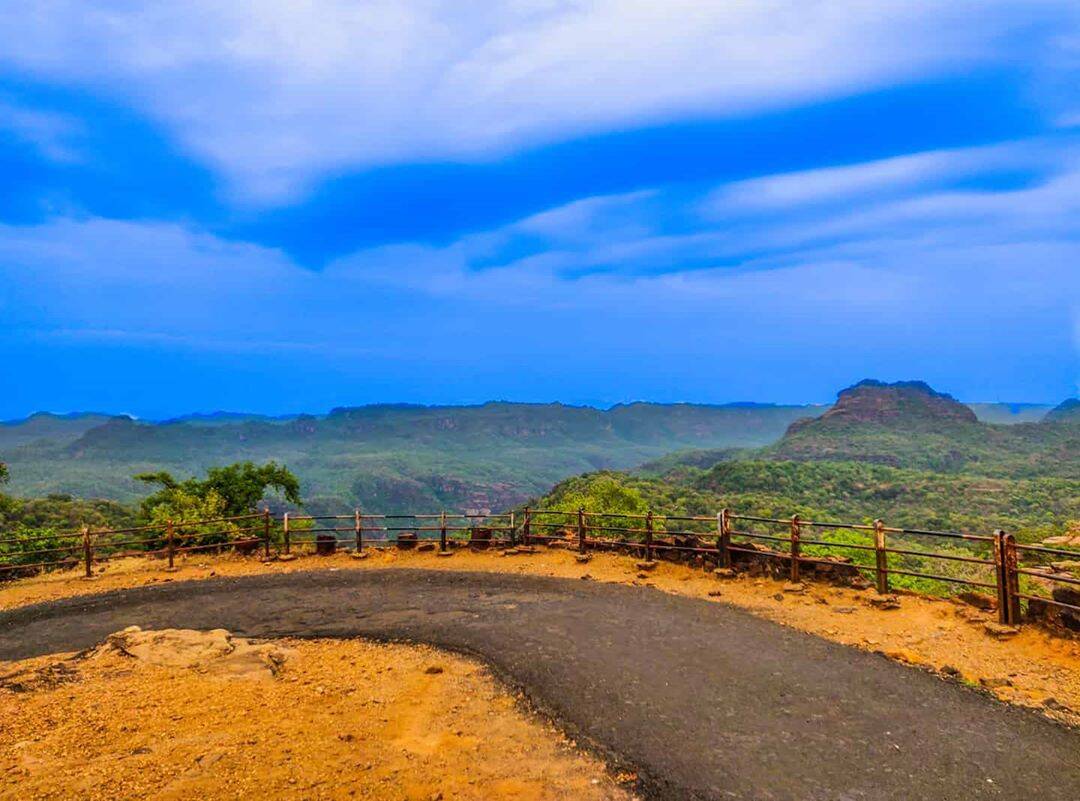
718,509,731,569
873,519,889,594
1003,531,1021,626
263,509,271,558
789,514,801,582
523,507,531,547
577,507,586,554
355,508,363,553
645,509,654,563
166,519,176,570
283,512,291,555
82,525,93,578
440,511,448,553
993,530,1008,624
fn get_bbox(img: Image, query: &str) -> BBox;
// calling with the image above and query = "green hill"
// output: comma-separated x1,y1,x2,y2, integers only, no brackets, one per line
0,402,818,513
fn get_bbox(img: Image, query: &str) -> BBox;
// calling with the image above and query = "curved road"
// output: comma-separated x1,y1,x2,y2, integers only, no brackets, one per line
2,569,1078,800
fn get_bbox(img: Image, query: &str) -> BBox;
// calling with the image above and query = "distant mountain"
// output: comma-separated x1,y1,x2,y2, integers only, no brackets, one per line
770,380,1078,477
1045,398,1080,423
1,401,819,512
785,379,977,432
967,403,1053,424
159,411,299,426
0,412,127,450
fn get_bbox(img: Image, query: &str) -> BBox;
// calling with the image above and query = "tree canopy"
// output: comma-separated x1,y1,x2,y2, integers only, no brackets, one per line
136,461,301,522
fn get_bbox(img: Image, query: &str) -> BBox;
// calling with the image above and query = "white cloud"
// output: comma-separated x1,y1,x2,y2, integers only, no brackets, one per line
0,0,1072,201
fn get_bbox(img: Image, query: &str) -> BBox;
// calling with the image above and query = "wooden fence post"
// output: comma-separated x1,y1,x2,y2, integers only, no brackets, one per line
263,509,271,559
718,509,731,569
577,508,586,554
509,510,516,546
355,509,363,554
645,509,654,563
993,530,1009,624
82,526,93,578
789,514,801,582
440,511,448,553
873,519,889,594
166,520,176,571
283,512,291,555
522,507,531,547
1003,531,1021,626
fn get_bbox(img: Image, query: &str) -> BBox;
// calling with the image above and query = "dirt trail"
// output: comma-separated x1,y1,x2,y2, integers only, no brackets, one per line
2,568,1078,800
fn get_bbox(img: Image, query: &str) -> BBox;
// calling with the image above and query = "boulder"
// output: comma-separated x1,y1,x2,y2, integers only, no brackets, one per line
396,532,418,550
89,626,292,679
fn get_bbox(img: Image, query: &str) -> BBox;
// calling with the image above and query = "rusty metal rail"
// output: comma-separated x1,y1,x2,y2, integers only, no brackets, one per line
3,505,1077,629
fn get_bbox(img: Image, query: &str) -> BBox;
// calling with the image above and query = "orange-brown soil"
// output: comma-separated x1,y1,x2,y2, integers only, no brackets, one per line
0,630,636,801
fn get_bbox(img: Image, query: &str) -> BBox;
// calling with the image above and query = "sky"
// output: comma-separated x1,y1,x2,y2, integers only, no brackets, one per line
1,1,1078,418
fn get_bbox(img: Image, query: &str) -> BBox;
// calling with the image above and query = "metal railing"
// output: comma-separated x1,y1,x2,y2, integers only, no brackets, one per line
2,506,1077,630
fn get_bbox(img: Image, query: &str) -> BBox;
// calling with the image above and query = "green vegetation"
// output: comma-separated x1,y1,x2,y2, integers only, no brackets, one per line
136,461,301,520
0,403,818,513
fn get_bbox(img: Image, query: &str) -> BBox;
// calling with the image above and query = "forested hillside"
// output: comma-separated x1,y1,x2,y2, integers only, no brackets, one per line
542,382,1080,541
0,402,818,513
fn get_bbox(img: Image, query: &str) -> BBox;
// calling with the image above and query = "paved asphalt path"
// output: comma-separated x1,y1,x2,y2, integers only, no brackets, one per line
2,569,1078,800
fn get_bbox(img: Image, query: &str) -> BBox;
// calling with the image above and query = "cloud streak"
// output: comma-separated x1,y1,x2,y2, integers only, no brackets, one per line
1,1,1073,200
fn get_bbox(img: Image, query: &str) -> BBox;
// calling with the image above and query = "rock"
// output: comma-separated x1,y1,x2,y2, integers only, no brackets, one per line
713,568,736,579
278,553,297,562
941,665,961,677
424,665,444,675
575,555,591,564
636,561,657,571
979,677,1013,689
834,606,857,614
983,621,1020,639
315,534,337,556
580,574,593,581
1042,697,1065,710
350,551,369,560
868,594,901,610
502,548,520,556
396,532,418,550
436,551,454,558
884,649,922,665
782,582,806,594
956,591,996,611
89,627,292,680
416,542,435,552
850,576,873,590
636,572,649,579
772,593,785,602
469,528,493,550
707,590,722,597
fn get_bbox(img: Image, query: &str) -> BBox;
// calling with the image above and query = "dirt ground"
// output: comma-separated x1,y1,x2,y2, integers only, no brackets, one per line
0,628,636,801
2,544,1078,728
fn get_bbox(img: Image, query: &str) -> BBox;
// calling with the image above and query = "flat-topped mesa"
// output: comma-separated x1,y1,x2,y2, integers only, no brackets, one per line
1045,398,1080,424
787,379,977,434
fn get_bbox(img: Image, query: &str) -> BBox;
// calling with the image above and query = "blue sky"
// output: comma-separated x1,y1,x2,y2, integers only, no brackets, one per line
1,1,1078,418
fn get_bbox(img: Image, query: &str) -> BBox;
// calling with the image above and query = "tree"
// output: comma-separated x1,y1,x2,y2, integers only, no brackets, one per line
0,461,8,486
136,461,301,521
